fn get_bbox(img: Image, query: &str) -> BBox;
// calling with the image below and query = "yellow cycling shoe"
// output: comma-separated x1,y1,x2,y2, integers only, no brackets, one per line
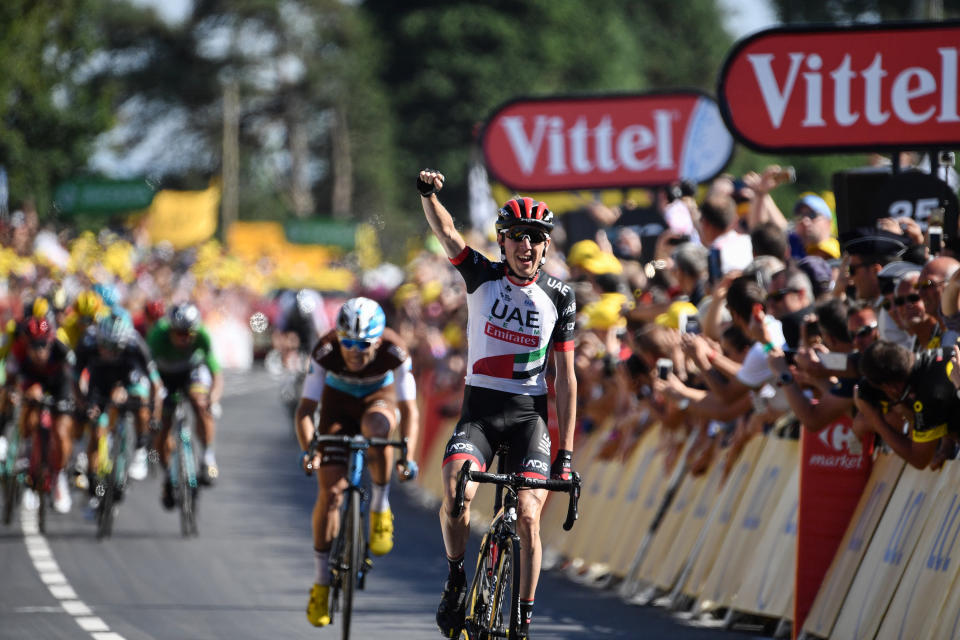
306,583,331,627
369,508,394,556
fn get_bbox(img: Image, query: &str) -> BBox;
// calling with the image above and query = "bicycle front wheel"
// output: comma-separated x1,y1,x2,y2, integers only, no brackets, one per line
340,490,361,640
96,477,114,540
177,436,196,537
464,531,496,640
488,536,522,639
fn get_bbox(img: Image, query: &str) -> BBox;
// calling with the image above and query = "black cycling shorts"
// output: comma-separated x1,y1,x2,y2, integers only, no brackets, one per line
442,385,552,479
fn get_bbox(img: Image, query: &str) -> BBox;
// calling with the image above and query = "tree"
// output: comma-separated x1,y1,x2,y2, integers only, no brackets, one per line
362,0,733,217
0,0,124,214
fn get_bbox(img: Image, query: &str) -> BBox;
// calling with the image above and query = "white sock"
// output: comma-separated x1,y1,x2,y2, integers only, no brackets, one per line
204,448,216,467
314,549,330,586
370,482,390,512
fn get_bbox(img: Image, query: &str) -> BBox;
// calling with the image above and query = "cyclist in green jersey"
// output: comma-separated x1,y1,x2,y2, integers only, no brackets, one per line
147,303,224,509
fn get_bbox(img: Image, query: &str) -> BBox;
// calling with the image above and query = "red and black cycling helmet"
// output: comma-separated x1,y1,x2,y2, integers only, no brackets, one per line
25,317,53,345
495,197,554,234
144,299,166,321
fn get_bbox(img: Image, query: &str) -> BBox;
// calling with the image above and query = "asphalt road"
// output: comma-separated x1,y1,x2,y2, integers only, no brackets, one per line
0,368,760,640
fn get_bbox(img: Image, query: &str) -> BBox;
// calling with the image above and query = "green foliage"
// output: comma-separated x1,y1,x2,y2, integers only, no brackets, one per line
0,0,120,214
769,0,960,23
363,0,732,217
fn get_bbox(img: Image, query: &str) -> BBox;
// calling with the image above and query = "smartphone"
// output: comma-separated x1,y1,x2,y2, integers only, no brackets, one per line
667,234,691,246
782,349,797,366
681,314,702,335
775,166,796,184
929,225,944,255
707,247,722,284
656,358,673,380
820,352,849,371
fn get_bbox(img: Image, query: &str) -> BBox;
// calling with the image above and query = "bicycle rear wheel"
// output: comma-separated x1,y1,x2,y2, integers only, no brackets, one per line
2,472,18,525
340,490,361,640
96,477,114,539
488,536,521,639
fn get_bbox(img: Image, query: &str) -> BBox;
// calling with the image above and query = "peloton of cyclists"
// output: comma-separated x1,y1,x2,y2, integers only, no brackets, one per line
418,169,578,640
296,296,420,627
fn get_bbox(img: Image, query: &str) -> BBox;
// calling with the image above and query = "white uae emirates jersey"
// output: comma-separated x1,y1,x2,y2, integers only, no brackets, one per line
450,246,576,395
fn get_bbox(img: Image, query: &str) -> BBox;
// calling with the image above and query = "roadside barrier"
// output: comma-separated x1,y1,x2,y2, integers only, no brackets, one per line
411,383,960,639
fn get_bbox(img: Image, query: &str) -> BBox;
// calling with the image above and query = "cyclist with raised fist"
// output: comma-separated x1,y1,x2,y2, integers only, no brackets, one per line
418,169,577,640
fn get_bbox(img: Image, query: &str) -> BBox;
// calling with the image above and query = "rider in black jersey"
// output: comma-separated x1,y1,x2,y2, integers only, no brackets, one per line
418,169,577,640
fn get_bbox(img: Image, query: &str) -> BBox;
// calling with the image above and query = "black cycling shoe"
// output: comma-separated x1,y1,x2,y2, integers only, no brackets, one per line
436,574,466,638
161,479,175,511
199,463,218,487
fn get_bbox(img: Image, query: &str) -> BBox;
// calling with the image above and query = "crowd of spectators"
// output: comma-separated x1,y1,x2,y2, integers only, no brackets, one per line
384,160,960,480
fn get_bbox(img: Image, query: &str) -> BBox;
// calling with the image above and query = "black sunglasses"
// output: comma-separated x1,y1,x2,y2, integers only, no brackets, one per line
767,288,799,302
894,293,922,306
853,323,878,339
502,228,548,244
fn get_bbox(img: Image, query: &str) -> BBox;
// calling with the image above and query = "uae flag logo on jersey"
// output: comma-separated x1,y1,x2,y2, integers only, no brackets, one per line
473,343,548,379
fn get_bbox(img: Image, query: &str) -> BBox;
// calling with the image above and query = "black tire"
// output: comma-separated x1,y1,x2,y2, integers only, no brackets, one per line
464,532,496,640
340,490,361,640
97,479,114,540
37,477,46,534
489,536,522,639
2,473,18,526
178,438,195,537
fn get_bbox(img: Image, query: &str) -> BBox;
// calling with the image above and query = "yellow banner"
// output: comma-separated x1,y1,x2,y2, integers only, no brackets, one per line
144,183,220,250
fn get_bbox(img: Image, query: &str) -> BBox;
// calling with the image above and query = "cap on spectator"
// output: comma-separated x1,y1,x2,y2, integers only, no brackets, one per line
797,256,834,298
840,228,907,258
568,240,601,267
655,301,699,330
795,193,833,219
582,252,623,275
877,261,921,282
806,237,841,259
581,293,627,330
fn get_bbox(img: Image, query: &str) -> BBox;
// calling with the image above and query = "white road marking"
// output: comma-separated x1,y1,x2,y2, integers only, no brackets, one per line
19,508,128,640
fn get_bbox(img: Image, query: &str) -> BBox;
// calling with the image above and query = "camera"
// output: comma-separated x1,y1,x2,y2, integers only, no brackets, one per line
939,151,956,167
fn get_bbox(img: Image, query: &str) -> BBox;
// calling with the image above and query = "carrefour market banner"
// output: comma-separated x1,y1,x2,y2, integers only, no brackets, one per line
718,21,960,152
481,92,733,191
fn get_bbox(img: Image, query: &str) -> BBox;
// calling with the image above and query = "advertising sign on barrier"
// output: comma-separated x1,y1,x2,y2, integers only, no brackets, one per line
875,462,960,640
718,21,960,153
801,454,904,638
735,463,801,619
649,461,727,590
682,435,766,598
482,93,733,191
695,437,798,612
637,469,709,586
794,419,874,635
831,464,941,640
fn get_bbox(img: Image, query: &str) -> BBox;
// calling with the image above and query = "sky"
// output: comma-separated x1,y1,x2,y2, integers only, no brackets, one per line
131,0,780,39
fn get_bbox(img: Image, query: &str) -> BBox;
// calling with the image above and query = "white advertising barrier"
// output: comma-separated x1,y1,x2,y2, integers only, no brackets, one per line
608,435,675,575
649,459,728,591
830,464,942,640
734,461,801,619
681,435,767,599
802,453,905,638
637,464,715,588
875,461,960,640
695,436,799,614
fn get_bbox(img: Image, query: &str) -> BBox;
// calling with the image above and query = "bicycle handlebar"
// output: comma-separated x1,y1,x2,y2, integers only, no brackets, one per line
303,433,410,477
452,460,582,531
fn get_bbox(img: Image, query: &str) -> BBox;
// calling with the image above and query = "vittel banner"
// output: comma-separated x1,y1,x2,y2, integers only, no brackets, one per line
718,21,960,152
481,92,733,191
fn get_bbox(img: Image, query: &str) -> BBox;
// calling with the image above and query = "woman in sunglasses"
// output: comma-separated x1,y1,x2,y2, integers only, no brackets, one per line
296,296,419,627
